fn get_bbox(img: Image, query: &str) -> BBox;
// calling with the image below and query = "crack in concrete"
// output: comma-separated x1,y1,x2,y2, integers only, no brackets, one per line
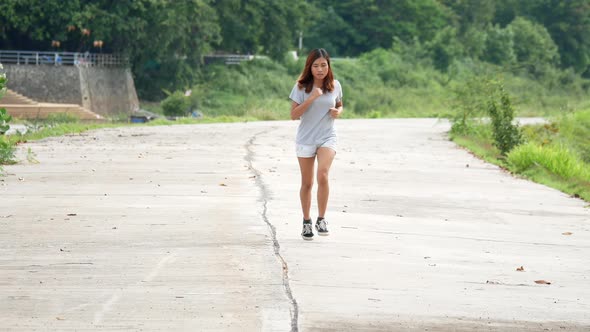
245,129,299,332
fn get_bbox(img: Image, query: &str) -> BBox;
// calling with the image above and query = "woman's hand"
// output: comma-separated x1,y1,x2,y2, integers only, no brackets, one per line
329,107,341,118
310,87,323,99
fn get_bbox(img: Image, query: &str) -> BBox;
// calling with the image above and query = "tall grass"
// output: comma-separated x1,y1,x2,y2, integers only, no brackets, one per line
508,143,590,181
452,108,590,201
554,110,590,162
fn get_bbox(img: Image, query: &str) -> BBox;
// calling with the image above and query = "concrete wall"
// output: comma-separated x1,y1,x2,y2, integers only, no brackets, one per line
3,64,139,116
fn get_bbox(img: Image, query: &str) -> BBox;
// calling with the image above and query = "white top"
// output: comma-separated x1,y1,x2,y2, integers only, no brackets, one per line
289,80,343,145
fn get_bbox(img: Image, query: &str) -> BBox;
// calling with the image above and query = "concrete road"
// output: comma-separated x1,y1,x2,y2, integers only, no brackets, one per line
1,119,589,331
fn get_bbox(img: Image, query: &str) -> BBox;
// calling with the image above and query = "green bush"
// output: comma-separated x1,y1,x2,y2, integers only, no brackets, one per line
161,91,190,117
450,74,522,154
0,64,8,135
450,75,495,135
0,64,15,169
0,136,15,165
487,85,523,155
0,108,10,135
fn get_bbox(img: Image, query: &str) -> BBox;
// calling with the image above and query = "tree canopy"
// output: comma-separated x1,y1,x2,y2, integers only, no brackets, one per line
1,0,589,98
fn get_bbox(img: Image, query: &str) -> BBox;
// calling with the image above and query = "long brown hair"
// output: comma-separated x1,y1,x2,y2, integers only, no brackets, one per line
297,48,334,93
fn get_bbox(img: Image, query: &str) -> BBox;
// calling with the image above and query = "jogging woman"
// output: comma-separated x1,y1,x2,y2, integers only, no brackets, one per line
289,48,343,240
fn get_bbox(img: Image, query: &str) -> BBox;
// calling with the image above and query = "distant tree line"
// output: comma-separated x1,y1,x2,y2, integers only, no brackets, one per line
1,0,589,98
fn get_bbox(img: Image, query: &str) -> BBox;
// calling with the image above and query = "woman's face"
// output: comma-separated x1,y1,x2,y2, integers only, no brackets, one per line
311,57,329,81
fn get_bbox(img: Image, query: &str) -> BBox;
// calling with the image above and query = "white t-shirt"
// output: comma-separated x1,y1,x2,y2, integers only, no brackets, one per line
289,80,343,145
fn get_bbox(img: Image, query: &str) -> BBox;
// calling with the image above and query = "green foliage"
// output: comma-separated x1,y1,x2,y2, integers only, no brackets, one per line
177,58,297,118
486,85,523,155
167,45,589,121
0,65,15,168
442,0,496,31
367,111,382,119
0,136,15,166
0,0,81,43
450,75,495,135
557,110,590,163
426,26,463,71
450,104,590,201
161,91,190,117
524,0,590,75
450,75,522,154
215,0,307,60
2,0,589,96
45,112,79,124
0,64,5,96
523,110,590,163
0,1,223,100
508,143,590,182
482,24,516,65
508,17,559,69
460,27,487,59
335,48,448,117
130,0,221,99
0,108,11,135
305,0,450,56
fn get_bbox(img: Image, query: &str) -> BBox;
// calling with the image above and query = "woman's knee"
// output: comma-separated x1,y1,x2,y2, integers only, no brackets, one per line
317,168,329,185
301,180,314,191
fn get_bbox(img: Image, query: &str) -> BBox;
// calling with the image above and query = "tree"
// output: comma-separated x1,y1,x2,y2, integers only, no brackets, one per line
0,0,82,50
441,0,496,33
426,27,463,71
104,0,221,98
482,24,516,65
511,0,590,75
260,0,307,60
0,1,222,99
508,17,559,70
301,5,360,57
215,0,307,59
306,0,450,56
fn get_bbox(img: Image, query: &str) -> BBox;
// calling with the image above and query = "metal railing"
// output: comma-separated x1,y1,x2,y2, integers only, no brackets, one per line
0,50,129,67
204,54,255,65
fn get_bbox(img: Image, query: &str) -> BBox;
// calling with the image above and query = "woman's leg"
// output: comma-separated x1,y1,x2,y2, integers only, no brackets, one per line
316,147,336,218
297,157,315,220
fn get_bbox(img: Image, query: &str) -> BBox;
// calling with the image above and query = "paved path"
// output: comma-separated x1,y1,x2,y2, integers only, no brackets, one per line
1,119,589,331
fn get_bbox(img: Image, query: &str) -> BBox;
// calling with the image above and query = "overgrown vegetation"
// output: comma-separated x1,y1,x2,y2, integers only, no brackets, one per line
2,1,590,99
486,84,522,155
0,65,15,172
450,109,590,201
161,91,190,117
150,42,589,121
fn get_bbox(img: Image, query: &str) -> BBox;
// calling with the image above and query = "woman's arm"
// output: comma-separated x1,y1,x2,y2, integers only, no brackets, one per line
290,87,322,120
329,100,343,118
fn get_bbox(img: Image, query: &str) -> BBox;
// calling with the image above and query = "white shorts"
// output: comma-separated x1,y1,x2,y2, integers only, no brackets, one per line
296,137,337,158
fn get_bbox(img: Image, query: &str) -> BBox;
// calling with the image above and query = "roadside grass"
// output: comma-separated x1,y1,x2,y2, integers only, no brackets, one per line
7,122,120,145
450,111,590,202
507,143,590,200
